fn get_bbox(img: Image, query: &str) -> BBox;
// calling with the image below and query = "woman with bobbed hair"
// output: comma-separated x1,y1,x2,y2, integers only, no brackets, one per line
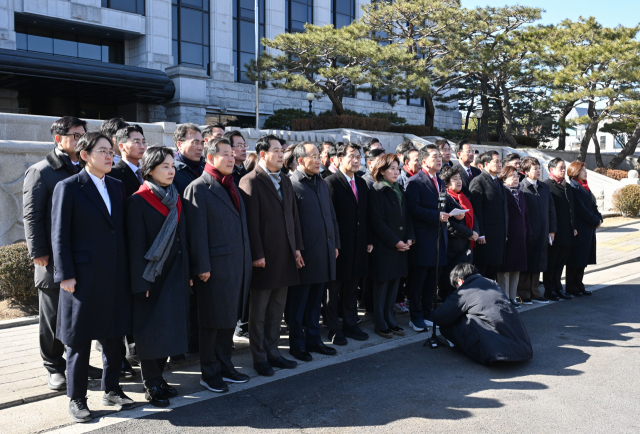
367,153,415,338
565,161,602,296
126,146,190,407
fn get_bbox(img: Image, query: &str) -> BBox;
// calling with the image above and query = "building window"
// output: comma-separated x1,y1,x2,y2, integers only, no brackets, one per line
407,93,424,107
286,0,313,33
172,0,210,72
101,0,145,15
599,136,606,149
233,0,265,83
15,24,125,64
332,0,355,29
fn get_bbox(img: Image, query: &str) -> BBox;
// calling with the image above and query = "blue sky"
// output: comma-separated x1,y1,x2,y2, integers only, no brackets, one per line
460,0,639,28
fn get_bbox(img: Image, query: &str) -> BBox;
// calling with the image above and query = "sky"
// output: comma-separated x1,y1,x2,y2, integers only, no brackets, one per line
460,0,639,28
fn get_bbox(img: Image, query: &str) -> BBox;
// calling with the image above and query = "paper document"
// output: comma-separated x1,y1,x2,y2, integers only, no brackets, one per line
448,208,469,217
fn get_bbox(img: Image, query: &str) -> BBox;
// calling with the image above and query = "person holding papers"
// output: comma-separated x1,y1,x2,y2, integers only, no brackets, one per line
438,165,479,300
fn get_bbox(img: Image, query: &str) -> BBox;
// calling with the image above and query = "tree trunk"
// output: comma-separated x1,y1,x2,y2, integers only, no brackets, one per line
577,101,599,162
592,134,604,168
326,89,346,116
556,102,576,151
499,84,519,147
479,76,490,142
424,93,435,130
464,104,472,130
606,120,640,169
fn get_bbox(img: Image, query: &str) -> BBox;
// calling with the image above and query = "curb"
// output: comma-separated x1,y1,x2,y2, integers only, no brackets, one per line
597,218,640,233
0,315,38,330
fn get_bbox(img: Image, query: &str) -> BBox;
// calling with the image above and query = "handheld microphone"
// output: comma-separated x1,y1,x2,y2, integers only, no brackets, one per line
438,182,447,212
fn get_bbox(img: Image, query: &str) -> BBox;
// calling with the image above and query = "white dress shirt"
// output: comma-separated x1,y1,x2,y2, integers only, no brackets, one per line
342,171,358,195
87,171,112,215
125,160,140,174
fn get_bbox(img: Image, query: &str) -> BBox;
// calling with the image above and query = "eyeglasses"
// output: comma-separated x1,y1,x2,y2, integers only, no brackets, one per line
346,154,361,160
232,143,249,149
186,139,204,147
93,149,116,158
127,139,148,147
64,133,83,140
305,155,321,161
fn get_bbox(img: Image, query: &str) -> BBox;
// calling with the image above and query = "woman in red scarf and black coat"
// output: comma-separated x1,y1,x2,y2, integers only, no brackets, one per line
565,161,602,296
439,165,479,300
126,146,190,408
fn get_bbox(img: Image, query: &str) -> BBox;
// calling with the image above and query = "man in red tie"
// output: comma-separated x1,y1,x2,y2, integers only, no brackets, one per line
455,140,481,198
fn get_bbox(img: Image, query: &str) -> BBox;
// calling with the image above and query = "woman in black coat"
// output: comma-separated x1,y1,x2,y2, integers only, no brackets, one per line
565,161,602,296
126,146,190,408
368,154,415,338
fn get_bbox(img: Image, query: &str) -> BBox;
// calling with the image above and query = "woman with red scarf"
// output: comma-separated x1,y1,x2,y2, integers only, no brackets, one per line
438,165,479,300
565,161,602,296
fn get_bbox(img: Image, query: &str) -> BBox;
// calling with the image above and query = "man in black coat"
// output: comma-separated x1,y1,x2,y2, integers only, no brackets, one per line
454,140,481,197
543,158,576,301
469,151,508,281
325,143,371,344
431,263,533,366
397,148,421,191
224,130,250,186
362,148,385,188
108,125,147,198
23,116,97,391
288,143,341,361
52,132,134,423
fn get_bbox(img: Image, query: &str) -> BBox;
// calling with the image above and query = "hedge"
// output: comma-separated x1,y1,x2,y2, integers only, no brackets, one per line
389,124,431,136
594,167,629,181
0,242,36,301
613,185,640,216
291,116,391,132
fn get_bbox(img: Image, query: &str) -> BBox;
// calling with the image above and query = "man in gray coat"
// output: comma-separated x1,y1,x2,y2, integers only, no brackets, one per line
183,138,253,393
23,116,101,390
288,143,341,362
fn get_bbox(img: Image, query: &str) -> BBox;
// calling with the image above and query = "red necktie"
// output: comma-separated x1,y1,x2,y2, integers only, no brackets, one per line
430,175,439,192
350,179,358,203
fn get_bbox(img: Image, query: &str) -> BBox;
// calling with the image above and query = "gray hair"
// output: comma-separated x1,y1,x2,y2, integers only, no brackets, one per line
203,137,231,161
173,123,202,144
293,142,318,162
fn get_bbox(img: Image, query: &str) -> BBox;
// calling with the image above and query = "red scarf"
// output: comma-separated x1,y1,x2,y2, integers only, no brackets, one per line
404,168,416,177
447,189,475,249
204,164,241,213
549,172,566,186
134,183,182,221
577,179,590,192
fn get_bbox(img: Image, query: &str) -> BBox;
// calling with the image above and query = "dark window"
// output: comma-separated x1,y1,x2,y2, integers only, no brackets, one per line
15,24,124,64
332,0,355,28
407,93,424,107
233,0,265,83
286,0,313,33
171,0,210,72
101,0,145,15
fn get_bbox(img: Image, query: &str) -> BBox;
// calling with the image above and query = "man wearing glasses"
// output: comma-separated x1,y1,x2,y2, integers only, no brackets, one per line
109,125,147,198
223,130,249,187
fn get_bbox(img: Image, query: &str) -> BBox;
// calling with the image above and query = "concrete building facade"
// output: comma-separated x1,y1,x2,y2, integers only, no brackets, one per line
0,0,460,129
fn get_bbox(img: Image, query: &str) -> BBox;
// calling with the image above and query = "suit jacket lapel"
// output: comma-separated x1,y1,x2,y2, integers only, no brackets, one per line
483,171,504,201
336,170,358,205
457,163,470,182
118,160,141,188
78,170,114,227
255,165,283,204
420,171,439,197
204,173,240,218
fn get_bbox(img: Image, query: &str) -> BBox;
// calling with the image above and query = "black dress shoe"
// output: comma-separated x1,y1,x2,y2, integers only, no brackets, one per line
343,325,369,341
581,290,593,295
567,291,582,297
268,356,297,369
68,397,92,423
328,330,348,346
200,376,229,393
102,386,134,410
557,292,572,300
222,369,250,383
87,365,103,380
307,342,337,355
160,379,178,398
120,359,137,378
544,293,560,301
145,386,170,408
253,362,274,377
289,347,313,361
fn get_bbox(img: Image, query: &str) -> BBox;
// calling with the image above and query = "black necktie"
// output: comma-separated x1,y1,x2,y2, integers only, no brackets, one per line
468,169,473,180
135,168,144,185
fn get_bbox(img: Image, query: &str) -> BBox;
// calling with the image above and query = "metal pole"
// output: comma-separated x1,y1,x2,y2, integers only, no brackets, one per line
255,0,260,130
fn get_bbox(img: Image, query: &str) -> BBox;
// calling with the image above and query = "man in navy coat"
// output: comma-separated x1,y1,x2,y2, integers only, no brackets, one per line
52,132,134,423
405,147,450,332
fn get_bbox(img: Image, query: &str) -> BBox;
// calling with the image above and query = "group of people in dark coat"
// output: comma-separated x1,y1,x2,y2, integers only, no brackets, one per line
22,117,600,422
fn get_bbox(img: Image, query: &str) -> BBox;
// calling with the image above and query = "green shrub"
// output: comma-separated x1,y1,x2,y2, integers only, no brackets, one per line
369,111,407,125
612,185,640,216
263,108,313,130
389,124,430,136
514,135,539,148
292,116,391,132
0,242,36,301
317,109,367,118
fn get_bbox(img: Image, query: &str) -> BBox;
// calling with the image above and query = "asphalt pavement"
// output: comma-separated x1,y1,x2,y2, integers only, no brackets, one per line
82,279,640,434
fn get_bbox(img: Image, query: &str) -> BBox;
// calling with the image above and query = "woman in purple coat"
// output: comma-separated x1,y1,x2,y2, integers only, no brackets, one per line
497,165,532,308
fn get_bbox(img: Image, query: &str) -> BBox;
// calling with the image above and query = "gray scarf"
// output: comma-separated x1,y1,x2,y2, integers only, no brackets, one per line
142,179,180,283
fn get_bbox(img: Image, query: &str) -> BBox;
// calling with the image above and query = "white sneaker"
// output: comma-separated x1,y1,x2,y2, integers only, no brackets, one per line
423,319,439,329
409,321,425,332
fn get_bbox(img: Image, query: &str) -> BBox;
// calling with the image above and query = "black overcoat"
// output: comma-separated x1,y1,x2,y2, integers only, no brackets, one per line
325,171,369,280
368,182,415,282
405,171,448,267
232,164,249,187
469,171,509,266
519,178,557,273
446,193,479,265
544,179,576,247
125,193,189,359
51,169,132,345
109,159,142,198
456,162,482,198
290,170,340,286
500,189,533,272
174,157,205,196
184,172,253,328
566,179,602,268
239,164,303,290
431,274,533,365
23,148,77,289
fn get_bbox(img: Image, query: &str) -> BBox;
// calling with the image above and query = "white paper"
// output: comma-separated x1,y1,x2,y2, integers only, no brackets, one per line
448,208,469,217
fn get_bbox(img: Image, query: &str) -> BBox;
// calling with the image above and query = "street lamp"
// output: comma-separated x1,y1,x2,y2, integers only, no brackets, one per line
306,93,315,118
474,108,484,145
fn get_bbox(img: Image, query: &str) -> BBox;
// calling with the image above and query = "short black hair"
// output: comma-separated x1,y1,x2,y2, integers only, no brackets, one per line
434,139,450,150
521,156,540,173
439,165,461,185
204,137,231,161
365,148,386,164
336,142,361,158
395,139,414,155
141,146,175,180
223,130,245,146
174,123,202,144
115,124,144,147
548,157,564,171
51,116,87,137
362,137,380,153
450,262,479,288
255,134,281,155
455,140,471,154
75,132,112,168
502,152,521,167
402,148,419,164
479,150,500,166
203,123,225,139
418,145,439,163
100,117,127,138
327,144,338,159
